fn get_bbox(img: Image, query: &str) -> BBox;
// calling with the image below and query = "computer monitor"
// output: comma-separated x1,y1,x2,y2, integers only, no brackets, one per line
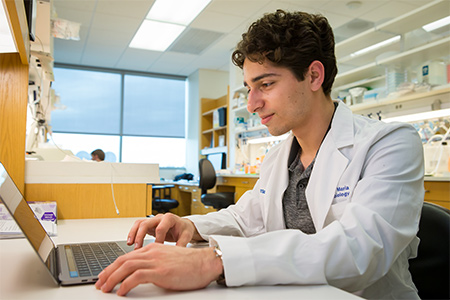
207,152,226,170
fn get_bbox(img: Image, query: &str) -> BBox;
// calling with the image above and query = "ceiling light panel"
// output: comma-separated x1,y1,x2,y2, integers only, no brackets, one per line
147,0,211,26
129,20,185,52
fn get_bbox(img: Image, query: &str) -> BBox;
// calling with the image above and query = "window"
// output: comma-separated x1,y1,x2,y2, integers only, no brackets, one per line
51,68,121,134
121,136,185,166
123,75,185,137
51,66,186,167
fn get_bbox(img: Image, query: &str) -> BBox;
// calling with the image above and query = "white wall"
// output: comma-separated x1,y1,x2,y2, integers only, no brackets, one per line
186,69,228,179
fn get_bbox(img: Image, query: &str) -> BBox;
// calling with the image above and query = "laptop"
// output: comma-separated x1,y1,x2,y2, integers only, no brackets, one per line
0,162,150,286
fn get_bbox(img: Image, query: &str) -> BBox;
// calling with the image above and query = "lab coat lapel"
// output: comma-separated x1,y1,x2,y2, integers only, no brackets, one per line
263,134,293,231
306,102,354,231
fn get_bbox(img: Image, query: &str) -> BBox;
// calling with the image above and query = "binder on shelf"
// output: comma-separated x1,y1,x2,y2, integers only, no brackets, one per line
218,107,227,127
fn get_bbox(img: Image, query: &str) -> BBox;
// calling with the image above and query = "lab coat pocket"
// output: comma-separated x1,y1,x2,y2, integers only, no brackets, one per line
326,200,350,223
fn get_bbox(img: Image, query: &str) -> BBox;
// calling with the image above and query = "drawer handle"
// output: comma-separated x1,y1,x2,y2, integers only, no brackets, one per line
424,190,430,193
242,181,249,184
192,189,197,192
223,179,228,183
184,187,189,190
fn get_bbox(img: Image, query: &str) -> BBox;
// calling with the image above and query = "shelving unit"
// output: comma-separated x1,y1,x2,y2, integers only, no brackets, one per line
350,86,450,114
335,0,449,59
335,36,450,88
200,92,229,158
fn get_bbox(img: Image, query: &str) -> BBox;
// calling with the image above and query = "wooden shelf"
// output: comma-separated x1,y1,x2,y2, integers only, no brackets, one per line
202,104,227,116
202,125,227,135
200,93,229,161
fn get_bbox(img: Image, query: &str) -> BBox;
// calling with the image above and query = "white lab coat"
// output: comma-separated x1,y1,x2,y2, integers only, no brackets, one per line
186,101,424,299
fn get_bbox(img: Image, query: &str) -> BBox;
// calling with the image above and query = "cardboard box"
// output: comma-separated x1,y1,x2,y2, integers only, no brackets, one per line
0,201,57,237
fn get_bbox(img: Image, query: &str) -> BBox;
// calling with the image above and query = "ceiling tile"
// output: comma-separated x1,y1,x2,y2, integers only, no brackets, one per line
206,0,271,17
85,29,131,47
53,39,84,65
90,12,141,34
359,1,421,24
317,0,389,19
53,0,96,12
169,28,224,55
190,11,248,33
149,52,198,75
115,48,162,71
52,7,94,27
95,0,154,18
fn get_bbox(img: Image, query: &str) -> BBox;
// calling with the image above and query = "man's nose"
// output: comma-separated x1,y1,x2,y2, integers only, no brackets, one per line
247,89,263,113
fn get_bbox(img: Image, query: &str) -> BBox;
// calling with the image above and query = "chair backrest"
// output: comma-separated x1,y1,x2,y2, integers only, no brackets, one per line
409,202,450,300
199,158,216,194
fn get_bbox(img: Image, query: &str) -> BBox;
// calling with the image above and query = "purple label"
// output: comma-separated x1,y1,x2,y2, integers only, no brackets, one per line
41,212,56,222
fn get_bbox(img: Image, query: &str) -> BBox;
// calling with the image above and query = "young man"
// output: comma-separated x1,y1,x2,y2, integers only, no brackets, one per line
95,10,424,299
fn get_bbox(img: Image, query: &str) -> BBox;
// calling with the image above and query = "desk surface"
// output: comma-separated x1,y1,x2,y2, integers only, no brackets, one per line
0,218,360,300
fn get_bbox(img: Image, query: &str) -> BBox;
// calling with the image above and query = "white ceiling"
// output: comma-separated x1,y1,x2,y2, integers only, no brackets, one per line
51,0,435,77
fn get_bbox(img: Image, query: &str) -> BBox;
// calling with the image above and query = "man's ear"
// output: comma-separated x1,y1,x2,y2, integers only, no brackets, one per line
308,60,325,92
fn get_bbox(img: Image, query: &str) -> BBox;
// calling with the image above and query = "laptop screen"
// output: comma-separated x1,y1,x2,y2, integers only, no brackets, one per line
0,162,56,276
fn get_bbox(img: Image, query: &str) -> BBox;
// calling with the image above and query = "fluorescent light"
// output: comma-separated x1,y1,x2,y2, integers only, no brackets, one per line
129,0,210,51
0,1,17,53
383,109,450,123
423,15,450,32
129,20,185,52
147,0,211,26
350,35,400,57
247,133,290,144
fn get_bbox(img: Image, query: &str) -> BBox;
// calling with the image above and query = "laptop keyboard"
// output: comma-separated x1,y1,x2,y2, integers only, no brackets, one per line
65,242,126,278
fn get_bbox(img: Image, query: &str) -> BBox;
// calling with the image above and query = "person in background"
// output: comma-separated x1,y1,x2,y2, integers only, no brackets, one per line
91,149,105,162
95,10,424,299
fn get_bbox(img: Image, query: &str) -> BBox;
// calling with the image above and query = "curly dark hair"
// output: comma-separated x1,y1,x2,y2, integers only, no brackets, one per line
232,10,337,96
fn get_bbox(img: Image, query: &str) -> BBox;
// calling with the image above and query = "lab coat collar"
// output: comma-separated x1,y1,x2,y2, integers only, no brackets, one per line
330,100,354,149
306,101,353,230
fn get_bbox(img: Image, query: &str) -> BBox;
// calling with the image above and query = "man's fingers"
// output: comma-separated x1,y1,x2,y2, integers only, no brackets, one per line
116,269,155,296
133,216,162,249
153,215,174,244
127,219,144,245
99,254,153,293
176,230,193,247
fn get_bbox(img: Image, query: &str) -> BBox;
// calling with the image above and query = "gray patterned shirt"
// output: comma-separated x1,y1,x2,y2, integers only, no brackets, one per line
282,138,316,234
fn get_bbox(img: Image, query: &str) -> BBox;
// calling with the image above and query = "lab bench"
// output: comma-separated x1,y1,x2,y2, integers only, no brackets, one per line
424,177,450,209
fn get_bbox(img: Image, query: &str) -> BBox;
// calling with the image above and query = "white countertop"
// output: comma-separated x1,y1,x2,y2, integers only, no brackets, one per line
0,217,361,300
25,161,160,184
424,176,450,182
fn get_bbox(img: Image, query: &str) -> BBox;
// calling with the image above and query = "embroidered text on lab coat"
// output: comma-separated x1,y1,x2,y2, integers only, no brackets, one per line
334,185,350,198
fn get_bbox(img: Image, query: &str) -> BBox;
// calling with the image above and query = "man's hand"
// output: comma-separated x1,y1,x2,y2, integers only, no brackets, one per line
127,213,203,248
95,243,223,296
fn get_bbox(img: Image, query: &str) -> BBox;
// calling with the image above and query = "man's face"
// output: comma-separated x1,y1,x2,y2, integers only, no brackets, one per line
243,59,312,137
